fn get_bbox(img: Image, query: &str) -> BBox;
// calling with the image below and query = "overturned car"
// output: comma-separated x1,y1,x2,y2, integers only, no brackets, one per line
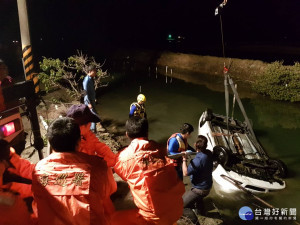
198,109,287,194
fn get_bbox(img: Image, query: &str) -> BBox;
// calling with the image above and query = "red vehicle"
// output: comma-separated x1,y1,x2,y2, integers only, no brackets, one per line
0,80,44,158
0,107,25,154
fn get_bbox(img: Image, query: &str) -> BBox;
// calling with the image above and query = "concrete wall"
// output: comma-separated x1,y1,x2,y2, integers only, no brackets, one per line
156,52,268,83
109,49,268,84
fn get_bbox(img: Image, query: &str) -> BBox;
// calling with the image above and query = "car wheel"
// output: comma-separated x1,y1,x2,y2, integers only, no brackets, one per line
268,159,288,178
213,145,231,167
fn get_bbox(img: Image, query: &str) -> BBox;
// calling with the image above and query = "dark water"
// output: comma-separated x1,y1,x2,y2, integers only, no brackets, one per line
97,71,300,224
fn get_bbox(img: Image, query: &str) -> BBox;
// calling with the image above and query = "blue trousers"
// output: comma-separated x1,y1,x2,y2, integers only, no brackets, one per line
84,101,99,133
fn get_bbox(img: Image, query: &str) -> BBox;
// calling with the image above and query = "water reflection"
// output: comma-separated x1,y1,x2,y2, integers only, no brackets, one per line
251,98,300,129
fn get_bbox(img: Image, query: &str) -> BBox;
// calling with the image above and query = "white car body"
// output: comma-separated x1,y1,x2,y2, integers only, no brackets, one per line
198,110,286,193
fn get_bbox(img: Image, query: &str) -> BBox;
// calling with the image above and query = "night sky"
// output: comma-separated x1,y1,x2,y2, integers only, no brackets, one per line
1,0,300,63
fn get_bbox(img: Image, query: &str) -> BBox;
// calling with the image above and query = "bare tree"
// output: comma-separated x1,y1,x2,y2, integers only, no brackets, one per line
39,50,109,100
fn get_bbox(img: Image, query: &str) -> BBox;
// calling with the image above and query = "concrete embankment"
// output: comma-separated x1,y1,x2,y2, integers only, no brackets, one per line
157,52,268,82
109,49,268,84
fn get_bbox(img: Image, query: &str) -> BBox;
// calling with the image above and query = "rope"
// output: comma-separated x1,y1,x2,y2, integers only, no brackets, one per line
220,15,226,59
216,0,230,134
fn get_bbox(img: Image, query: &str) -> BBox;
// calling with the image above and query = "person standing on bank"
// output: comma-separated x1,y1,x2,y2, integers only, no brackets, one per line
129,94,147,118
83,65,99,133
167,123,194,180
182,135,213,216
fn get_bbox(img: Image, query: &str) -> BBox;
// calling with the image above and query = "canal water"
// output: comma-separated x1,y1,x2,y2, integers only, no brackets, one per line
97,70,300,224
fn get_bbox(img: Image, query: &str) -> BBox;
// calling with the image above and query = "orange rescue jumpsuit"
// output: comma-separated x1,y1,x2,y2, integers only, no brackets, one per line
7,148,35,198
32,152,117,225
0,157,33,225
79,125,117,167
112,138,185,225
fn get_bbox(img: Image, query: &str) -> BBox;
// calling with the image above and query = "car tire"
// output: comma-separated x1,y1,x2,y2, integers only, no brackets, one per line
268,159,288,178
213,145,231,167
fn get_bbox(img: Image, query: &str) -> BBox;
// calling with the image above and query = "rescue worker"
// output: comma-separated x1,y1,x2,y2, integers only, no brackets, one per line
129,94,147,118
0,59,13,87
0,139,34,225
32,117,117,225
112,117,185,225
5,149,34,201
66,104,117,167
0,59,13,111
167,123,194,180
182,135,213,216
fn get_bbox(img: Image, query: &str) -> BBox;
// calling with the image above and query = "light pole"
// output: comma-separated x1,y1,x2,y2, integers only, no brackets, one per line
16,0,44,159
